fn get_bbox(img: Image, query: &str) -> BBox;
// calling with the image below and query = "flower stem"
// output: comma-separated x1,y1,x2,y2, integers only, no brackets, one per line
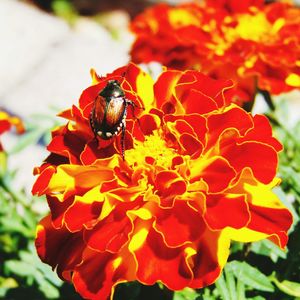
242,98,255,113
258,89,275,111
0,176,27,207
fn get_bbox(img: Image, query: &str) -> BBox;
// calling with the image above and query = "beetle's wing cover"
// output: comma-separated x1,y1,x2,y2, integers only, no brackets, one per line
92,95,106,128
105,97,126,128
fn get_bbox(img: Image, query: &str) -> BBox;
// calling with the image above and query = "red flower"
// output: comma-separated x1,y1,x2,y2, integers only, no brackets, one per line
0,111,24,151
130,0,300,103
33,63,292,300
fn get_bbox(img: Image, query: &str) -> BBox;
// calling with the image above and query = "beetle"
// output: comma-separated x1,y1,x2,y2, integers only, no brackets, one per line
89,79,143,160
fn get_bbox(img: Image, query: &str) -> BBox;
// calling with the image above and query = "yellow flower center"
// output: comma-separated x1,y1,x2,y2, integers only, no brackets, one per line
233,13,272,42
168,8,201,28
210,10,285,56
125,131,176,168
285,73,300,87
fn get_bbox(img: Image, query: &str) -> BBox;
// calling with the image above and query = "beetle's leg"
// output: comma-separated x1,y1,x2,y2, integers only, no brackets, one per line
126,100,144,125
126,100,145,111
89,108,99,146
121,122,126,160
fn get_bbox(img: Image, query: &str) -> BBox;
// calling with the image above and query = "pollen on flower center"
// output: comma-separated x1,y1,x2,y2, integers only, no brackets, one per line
230,12,283,43
125,131,175,168
213,11,280,56
168,8,201,28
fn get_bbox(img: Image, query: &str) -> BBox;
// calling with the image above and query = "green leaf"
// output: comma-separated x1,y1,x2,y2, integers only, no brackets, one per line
227,261,274,292
173,288,199,300
10,127,46,154
1,216,34,238
0,233,19,253
0,152,7,176
20,248,62,286
0,277,18,289
215,273,231,300
52,0,77,24
0,277,18,297
4,258,60,298
224,266,237,300
270,275,300,297
250,239,287,263
35,275,60,299
4,260,37,278
21,206,38,230
236,279,245,300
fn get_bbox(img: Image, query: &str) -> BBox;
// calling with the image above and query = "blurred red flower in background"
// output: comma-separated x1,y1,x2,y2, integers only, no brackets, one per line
0,111,24,152
130,0,300,104
32,63,292,300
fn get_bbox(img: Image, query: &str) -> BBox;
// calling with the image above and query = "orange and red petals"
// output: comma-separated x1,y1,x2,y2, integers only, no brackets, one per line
32,166,56,196
0,111,24,134
79,83,105,113
47,195,74,229
73,249,135,300
155,201,205,247
176,72,233,109
154,70,184,114
0,111,24,152
82,200,142,253
47,129,86,164
220,140,278,184
207,0,264,13
244,115,283,151
80,140,118,164
181,89,219,115
84,218,131,253
131,1,300,99
164,114,207,148
179,133,203,157
193,157,236,193
207,106,252,146
64,199,103,232
134,229,193,290
139,114,161,136
155,171,186,200
33,63,293,299
204,194,249,230
36,216,85,280
188,230,226,288
0,120,11,134
247,203,293,248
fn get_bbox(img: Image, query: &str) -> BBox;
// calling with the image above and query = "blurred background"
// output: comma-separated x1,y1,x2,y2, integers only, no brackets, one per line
1,1,300,300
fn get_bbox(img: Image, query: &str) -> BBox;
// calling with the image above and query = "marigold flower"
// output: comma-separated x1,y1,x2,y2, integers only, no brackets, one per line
130,0,300,103
33,63,292,300
0,111,24,151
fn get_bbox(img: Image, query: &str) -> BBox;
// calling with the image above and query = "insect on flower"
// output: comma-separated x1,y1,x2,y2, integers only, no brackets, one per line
90,79,143,159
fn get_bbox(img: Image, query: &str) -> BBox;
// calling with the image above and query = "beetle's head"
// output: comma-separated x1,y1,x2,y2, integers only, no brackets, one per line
99,80,125,98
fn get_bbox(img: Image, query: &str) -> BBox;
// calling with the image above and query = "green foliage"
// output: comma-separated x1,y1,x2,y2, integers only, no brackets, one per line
270,274,300,297
0,112,78,299
173,288,200,300
1,96,300,300
51,0,78,24
268,99,300,216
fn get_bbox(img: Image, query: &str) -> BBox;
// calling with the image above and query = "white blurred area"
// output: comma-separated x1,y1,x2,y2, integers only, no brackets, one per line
0,0,132,192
